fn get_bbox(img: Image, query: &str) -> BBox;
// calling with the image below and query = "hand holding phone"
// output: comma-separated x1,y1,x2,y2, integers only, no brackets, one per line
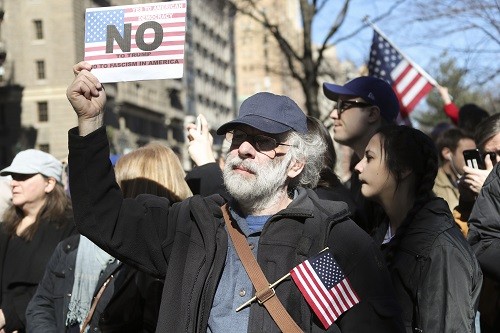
463,149,485,170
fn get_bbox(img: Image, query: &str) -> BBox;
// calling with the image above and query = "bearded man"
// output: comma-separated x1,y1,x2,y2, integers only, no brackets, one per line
66,62,404,333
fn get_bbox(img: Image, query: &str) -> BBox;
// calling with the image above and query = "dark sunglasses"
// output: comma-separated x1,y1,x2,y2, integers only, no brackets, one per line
225,129,293,152
334,99,372,115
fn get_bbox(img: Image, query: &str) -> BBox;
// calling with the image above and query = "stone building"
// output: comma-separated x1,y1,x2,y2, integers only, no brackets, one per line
0,0,236,169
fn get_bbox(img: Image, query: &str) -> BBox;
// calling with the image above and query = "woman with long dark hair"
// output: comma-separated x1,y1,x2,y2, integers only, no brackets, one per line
0,149,75,333
354,125,482,332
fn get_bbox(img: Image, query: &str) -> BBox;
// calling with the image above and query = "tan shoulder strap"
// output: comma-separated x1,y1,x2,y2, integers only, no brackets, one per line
221,204,303,333
79,274,114,333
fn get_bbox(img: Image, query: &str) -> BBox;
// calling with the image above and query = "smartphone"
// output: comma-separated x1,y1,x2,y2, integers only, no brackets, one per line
196,115,202,134
463,149,485,169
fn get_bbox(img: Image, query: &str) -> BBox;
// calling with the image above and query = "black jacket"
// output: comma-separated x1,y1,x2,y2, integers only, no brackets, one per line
373,198,482,332
26,235,162,333
68,127,404,333
0,216,75,333
468,163,500,281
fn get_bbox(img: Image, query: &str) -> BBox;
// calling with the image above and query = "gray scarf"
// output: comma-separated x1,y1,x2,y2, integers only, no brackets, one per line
66,235,115,330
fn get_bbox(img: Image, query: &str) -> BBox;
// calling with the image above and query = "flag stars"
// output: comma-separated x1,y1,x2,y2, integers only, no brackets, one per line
85,9,125,43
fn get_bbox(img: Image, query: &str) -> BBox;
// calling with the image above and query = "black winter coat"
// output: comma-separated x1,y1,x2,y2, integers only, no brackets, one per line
68,126,404,333
373,198,482,333
468,163,500,281
0,216,75,333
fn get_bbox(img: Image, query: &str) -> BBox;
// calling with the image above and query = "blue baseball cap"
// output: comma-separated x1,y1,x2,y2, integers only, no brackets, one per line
323,76,400,122
217,92,307,135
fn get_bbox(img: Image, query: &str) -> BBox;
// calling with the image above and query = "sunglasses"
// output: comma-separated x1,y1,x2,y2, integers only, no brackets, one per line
334,99,372,115
225,129,293,158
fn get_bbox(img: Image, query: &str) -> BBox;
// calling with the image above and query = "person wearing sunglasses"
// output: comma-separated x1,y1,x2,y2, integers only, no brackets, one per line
322,76,400,234
64,61,404,333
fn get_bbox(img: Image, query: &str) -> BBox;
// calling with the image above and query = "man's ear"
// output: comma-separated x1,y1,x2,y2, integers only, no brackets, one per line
367,106,382,124
441,147,452,161
287,159,305,179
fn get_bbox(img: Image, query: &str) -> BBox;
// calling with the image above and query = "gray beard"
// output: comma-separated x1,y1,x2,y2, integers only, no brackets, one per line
223,153,291,213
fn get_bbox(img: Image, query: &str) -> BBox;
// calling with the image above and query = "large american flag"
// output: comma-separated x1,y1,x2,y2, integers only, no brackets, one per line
84,2,186,64
368,30,434,117
290,251,359,329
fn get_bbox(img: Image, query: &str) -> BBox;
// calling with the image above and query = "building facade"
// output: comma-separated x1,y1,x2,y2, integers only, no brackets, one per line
234,0,305,108
0,0,236,169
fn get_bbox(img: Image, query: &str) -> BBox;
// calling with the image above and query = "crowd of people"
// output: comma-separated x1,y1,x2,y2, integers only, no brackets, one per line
0,61,498,333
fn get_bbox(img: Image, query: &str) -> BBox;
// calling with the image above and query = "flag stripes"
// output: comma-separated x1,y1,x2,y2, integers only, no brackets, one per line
368,31,435,117
290,251,360,329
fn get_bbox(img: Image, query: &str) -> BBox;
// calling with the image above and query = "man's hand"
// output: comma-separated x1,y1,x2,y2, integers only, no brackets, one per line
66,61,107,136
187,114,216,166
461,154,495,194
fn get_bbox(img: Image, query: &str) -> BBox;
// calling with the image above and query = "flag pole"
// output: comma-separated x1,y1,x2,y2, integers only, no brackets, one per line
363,16,438,87
235,247,330,312
236,273,291,312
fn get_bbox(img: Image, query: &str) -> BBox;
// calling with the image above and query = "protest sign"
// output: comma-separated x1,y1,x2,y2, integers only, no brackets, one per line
84,1,187,82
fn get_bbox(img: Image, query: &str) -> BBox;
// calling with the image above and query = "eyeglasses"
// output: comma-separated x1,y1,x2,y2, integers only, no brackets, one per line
225,129,293,155
334,99,372,115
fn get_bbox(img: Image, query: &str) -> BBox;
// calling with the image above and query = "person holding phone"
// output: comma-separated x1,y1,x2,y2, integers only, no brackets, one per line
456,113,500,223
433,128,476,214
462,113,500,191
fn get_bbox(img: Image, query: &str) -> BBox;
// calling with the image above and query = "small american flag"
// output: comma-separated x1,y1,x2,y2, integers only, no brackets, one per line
84,2,186,63
368,30,434,118
290,251,359,329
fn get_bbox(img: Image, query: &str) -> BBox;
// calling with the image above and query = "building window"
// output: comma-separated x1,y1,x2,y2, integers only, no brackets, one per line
38,144,50,153
34,20,44,40
36,60,45,79
38,101,48,122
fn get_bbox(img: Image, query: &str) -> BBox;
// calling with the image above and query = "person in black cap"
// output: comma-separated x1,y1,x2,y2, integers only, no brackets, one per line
323,76,400,233
64,61,404,333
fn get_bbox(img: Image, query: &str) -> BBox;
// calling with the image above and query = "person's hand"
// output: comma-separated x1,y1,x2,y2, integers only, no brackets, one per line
461,154,495,194
187,114,216,166
66,61,107,136
436,85,452,105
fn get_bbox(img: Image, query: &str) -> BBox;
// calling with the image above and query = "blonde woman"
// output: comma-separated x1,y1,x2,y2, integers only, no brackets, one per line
115,142,192,202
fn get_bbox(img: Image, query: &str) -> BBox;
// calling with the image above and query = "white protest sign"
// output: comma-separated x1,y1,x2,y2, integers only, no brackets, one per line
84,1,187,83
